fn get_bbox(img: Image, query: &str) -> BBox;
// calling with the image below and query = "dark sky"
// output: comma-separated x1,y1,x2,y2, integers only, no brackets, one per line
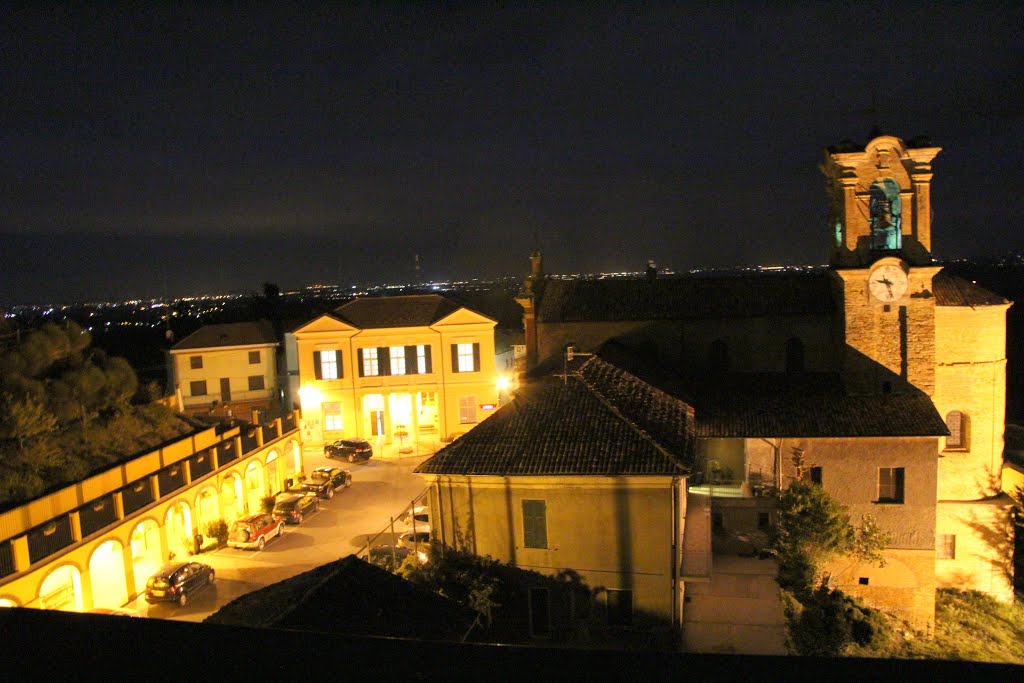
2,3,1023,305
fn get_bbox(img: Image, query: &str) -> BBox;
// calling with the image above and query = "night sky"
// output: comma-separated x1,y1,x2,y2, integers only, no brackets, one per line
2,3,1023,305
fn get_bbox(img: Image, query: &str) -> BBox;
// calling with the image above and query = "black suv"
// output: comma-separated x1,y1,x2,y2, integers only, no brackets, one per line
297,467,351,499
272,493,319,524
324,438,373,463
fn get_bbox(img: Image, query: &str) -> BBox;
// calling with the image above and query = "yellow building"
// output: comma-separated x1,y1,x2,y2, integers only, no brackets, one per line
169,320,280,420
292,294,500,452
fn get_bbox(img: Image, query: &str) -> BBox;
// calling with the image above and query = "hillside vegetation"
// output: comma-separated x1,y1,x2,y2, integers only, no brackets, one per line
0,322,195,508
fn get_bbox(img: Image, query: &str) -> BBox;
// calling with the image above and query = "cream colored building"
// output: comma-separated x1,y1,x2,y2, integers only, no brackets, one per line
169,320,280,420
292,294,499,451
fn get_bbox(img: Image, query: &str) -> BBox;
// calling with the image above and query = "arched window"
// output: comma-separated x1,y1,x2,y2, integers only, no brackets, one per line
945,411,968,450
785,338,805,373
869,179,902,251
709,340,730,374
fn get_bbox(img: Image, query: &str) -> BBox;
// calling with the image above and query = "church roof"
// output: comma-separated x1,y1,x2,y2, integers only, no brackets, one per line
535,271,835,322
333,294,487,329
415,357,695,477
933,273,1011,307
690,374,949,438
171,320,278,350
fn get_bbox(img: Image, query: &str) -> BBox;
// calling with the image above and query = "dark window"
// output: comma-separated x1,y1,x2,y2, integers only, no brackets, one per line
248,350,260,364
606,589,633,626
712,512,724,532
77,495,118,537
785,338,805,373
858,577,870,585
709,340,730,373
190,380,207,396
0,541,14,579
121,479,154,515
220,377,231,402
27,516,74,564
809,467,822,485
529,588,551,637
190,355,202,369
878,467,905,503
189,450,213,479
157,464,186,497
945,411,967,449
758,512,770,530
522,500,547,549
248,375,265,391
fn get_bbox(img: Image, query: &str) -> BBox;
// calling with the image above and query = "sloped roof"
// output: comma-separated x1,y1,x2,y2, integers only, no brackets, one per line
207,554,475,640
171,320,278,350
933,272,1011,307
689,374,949,438
416,359,695,477
333,294,488,329
536,271,836,323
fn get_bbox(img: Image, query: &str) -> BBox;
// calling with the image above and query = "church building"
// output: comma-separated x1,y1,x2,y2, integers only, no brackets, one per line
418,134,1013,650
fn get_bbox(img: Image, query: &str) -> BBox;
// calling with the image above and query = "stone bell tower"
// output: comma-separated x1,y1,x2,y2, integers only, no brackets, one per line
825,135,943,396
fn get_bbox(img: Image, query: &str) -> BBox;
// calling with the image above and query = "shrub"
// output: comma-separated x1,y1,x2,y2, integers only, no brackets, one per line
260,495,277,513
204,519,229,546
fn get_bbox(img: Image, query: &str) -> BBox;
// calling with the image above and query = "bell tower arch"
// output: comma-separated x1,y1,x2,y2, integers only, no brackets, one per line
822,135,941,268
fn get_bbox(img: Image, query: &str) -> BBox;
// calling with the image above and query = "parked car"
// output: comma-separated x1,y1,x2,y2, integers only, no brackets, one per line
324,438,374,463
228,512,285,550
144,561,215,607
397,529,431,550
297,467,352,499
400,505,430,531
272,493,319,524
367,544,415,570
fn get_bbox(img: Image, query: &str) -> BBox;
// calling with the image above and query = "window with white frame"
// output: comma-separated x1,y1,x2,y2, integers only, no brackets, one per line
458,395,476,424
361,347,380,376
314,349,341,380
453,342,479,373
323,403,343,431
390,346,407,375
417,344,432,373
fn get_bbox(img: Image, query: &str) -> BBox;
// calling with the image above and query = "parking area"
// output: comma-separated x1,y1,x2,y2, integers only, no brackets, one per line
133,449,431,622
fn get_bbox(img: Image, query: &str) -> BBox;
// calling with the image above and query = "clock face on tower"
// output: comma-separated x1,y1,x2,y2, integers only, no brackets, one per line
868,263,908,302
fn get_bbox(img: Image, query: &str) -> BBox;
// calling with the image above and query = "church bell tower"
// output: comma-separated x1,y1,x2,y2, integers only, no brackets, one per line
824,135,943,396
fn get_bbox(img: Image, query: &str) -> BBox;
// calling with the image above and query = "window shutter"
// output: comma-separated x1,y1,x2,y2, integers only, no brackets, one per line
405,345,417,375
313,351,323,380
895,468,905,500
451,344,459,373
472,343,481,372
380,347,391,376
357,348,365,377
336,349,343,379
424,344,432,373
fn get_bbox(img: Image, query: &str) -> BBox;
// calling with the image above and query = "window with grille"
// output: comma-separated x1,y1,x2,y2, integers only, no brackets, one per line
452,342,480,372
937,534,956,559
878,467,905,503
389,346,407,375
248,375,265,391
361,347,380,376
522,500,547,548
945,411,966,449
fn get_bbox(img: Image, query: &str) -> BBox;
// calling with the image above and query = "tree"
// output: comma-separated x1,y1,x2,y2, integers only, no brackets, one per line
1,394,57,450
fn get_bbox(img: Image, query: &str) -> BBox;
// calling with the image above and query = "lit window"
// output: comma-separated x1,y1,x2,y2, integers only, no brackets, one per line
323,403,343,431
248,350,260,364
458,395,476,424
453,343,479,373
522,500,547,548
248,375,265,391
390,346,407,375
361,348,379,377
937,534,956,560
315,349,341,380
417,345,432,373
190,356,203,370
189,380,207,396
945,411,967,449
878,467,905,504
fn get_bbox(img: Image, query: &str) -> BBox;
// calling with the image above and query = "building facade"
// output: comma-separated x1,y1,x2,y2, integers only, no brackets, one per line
292,294,500,452
169,320,280,421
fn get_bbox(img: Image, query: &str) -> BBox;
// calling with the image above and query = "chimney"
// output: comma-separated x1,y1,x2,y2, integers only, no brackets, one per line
646,259,657,282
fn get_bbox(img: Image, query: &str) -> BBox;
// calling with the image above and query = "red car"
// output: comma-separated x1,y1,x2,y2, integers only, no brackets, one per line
228,512,285,550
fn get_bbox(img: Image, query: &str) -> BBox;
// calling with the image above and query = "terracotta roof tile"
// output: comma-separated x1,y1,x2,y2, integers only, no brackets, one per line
933,272,1011,307
334,294,484,329
171,320,278,350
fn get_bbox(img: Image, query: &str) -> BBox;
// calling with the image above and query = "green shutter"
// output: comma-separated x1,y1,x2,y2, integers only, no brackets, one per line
405,345,417,375
424,345,432,373
313,351,322,380
451,344,459,373
472,342,480,372
380,346,391,376
336,349,343,379
357,348,365,377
